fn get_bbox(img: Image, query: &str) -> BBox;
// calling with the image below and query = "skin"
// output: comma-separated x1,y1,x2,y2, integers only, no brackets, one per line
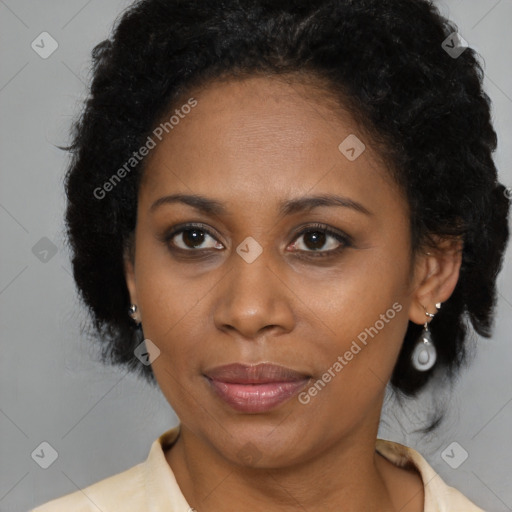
124,75,462,512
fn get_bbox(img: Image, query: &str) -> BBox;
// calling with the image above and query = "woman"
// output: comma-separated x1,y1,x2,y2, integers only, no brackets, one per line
32,0,510,510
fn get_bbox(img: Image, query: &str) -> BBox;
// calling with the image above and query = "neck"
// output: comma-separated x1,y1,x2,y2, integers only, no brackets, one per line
165,419,403,512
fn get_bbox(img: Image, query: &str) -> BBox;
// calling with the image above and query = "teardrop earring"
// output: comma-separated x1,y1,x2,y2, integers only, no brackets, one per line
411,304,439,371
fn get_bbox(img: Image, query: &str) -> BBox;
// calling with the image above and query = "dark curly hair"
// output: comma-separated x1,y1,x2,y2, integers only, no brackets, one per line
62,0,510,402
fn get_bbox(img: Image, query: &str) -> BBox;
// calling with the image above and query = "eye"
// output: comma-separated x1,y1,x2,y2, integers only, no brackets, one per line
164,223,224,251
162,222,352,258
289,223,352,257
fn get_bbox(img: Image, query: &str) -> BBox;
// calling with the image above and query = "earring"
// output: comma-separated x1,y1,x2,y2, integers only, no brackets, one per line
128,304,141,326
411,304,439,371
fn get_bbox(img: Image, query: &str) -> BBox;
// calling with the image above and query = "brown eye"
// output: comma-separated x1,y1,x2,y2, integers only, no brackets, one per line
165,224,224,251
178,229,206,249
289,223,352,257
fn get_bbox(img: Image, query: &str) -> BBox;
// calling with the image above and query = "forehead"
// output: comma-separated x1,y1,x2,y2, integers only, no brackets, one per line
139,75,402,216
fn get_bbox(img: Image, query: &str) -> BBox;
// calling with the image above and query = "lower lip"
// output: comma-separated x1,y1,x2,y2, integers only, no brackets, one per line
206,378,310,413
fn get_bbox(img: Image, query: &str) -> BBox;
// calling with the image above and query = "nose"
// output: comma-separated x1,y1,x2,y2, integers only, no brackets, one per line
212,246,296,340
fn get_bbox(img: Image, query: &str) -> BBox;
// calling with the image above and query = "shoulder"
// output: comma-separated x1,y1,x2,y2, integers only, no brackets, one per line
30,462,146,511
31,427,184,512
376,438,486,512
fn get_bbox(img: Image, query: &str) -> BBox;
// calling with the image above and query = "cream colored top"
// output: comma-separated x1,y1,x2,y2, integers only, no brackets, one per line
32,425,485,512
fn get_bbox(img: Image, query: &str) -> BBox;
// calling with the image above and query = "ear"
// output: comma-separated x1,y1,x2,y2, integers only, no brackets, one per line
409,237,463,325
124,243,138,307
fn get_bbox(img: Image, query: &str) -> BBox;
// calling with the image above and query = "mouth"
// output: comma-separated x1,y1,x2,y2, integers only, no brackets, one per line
203,363,311,413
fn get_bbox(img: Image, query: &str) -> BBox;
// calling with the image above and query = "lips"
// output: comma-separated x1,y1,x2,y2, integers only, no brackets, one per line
204,363,311,413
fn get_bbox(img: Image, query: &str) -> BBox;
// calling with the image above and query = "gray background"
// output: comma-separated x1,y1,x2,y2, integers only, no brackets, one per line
0,1,511,511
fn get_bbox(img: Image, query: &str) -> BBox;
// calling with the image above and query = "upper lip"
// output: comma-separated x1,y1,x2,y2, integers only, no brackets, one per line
204,363,310,384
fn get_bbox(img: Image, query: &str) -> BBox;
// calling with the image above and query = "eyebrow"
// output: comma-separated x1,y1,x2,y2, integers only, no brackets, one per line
150,193,373,217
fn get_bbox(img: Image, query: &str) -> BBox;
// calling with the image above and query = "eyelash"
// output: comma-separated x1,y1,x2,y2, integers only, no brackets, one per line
162,222,352,259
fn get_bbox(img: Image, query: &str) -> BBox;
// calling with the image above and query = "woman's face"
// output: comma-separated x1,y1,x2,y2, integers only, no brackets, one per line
126,75,428,467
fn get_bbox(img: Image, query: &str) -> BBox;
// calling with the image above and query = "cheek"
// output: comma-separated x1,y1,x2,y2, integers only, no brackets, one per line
134,258,211,418
133,241,208,363
137,277,208,362
298,241,410,333
291,242,412,393
295,289,409,424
